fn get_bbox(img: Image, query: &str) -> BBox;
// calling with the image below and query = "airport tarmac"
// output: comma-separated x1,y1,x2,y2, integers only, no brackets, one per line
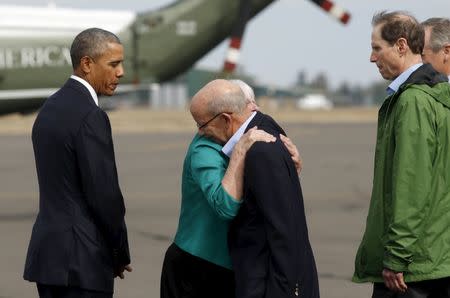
0,108,377,298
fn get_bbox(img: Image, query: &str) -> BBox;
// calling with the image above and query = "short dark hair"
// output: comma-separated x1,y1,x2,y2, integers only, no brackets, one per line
422,18,450,53
372,11,424,55
70,28,121,69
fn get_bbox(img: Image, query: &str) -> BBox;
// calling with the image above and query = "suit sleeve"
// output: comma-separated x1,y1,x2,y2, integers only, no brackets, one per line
75,108,130,268
383,92,436,272
245,140,300,282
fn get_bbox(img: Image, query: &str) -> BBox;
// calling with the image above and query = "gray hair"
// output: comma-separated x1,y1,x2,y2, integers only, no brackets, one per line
207,85,247,116
372,11,424,55
229,79,255,103
422,18,450,53
70,27,121,69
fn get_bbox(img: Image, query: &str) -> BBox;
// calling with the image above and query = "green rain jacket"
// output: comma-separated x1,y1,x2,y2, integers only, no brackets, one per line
353,64,450,283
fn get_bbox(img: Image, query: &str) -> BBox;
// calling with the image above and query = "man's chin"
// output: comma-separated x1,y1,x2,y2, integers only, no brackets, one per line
380,73,392,81
100,91,115,97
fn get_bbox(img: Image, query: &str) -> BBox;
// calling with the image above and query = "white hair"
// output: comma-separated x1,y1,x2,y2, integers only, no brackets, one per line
229,79,255,103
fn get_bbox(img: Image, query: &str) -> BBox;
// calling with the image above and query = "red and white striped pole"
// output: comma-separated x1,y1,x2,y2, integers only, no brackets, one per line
222,0,251,75
312,0,351,24
223,37,242,74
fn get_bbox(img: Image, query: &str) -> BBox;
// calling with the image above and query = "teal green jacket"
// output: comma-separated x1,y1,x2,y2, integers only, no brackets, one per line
174,134,241,269
353,64,450,283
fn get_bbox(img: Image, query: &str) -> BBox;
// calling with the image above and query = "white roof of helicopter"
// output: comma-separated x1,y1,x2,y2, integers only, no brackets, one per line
0,4,136,38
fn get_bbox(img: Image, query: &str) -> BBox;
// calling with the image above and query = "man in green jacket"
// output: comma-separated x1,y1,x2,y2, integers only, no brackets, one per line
353,11,450,297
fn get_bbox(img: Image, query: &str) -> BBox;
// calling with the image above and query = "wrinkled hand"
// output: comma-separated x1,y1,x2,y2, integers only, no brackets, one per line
115,264,133,279
382,268,407,293
280,134,302,173
235,126,275,154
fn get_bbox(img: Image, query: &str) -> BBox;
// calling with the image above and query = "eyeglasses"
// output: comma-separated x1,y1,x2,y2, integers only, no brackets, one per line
197,112,233,129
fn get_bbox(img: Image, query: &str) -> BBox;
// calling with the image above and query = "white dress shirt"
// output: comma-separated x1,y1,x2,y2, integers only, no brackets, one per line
386,63,422,95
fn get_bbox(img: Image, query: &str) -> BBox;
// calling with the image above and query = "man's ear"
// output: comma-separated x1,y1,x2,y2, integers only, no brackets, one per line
79,56,93,74
443,44,450,62
396,38,408,56
222,113,233,130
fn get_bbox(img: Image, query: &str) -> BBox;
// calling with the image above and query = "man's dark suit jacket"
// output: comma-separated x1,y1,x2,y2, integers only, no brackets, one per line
23,78,130,293
229,112,319,298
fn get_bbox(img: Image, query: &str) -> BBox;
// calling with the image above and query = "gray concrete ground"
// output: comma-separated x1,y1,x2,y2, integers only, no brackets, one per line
0,114,375,297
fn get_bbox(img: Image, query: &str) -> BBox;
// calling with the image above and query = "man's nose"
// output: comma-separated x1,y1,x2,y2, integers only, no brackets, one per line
117,65,124,78
370,52,377,63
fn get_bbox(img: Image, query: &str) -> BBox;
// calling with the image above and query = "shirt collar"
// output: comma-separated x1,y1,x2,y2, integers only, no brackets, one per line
222,111,257,157
70,75,99,106
386,63,422,95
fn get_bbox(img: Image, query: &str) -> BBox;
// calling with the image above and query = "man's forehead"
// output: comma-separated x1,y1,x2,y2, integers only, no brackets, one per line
104,42,123,53
104,47,124,62
372,24,383,36
371,25,390,45
190,94,209,117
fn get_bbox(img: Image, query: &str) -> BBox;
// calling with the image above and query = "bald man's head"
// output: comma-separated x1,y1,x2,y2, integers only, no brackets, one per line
190,79,247,123
190,79,248,144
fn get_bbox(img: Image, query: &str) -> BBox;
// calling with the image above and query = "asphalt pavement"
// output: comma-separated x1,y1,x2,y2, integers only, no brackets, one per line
0,111,376,298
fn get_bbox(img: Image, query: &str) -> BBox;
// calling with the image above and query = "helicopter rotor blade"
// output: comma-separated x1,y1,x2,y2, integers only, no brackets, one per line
309,0,351,24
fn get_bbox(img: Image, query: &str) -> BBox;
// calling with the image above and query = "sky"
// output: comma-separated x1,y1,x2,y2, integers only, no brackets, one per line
5,0,450,89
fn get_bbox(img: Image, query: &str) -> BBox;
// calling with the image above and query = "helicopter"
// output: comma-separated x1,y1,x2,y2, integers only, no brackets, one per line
0,0,350,115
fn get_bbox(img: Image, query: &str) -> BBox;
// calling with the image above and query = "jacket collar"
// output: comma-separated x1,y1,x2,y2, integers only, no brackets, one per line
245,111,286,136
70,75,98,106
63,78,98,107
387,63,422,95
399,63,448,91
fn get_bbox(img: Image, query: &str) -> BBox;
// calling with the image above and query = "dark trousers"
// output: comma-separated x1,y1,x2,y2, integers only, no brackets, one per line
37,284,112,298
161,243,235,298
372,277,450,298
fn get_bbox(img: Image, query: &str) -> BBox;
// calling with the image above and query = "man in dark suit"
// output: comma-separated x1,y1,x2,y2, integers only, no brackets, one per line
24,28,131,298
190,79,319,298
228,112,319,298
